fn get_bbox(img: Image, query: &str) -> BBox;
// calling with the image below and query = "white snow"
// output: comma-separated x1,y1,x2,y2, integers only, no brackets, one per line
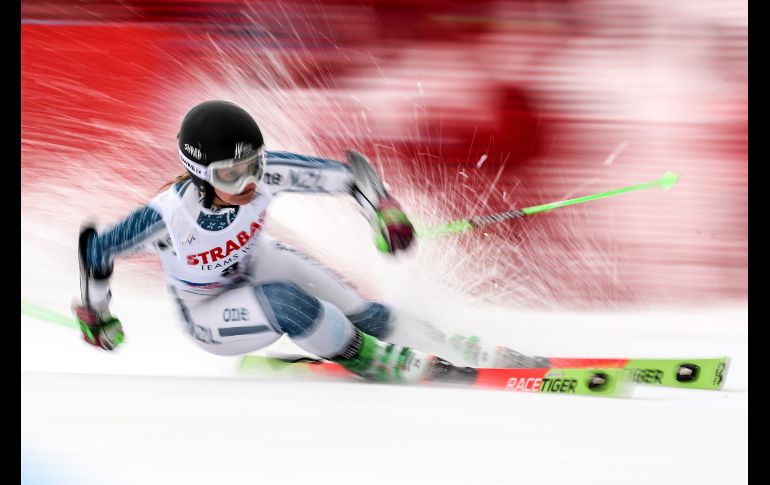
21,293,747,485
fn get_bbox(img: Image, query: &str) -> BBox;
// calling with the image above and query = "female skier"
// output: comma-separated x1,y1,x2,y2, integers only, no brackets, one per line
73,100,474,384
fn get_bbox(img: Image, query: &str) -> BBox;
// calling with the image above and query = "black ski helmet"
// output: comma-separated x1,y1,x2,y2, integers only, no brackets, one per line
177,100,265,208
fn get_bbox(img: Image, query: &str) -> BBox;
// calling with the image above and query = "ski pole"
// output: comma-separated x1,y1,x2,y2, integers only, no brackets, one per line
416,171,679,239
21,299,78,328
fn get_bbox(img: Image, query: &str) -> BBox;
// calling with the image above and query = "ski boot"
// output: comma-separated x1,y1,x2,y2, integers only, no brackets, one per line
427,356,478,384
450,334,551,368
333,330,476,384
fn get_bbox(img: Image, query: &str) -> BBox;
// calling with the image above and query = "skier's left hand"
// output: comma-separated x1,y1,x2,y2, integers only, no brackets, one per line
373,196,415,254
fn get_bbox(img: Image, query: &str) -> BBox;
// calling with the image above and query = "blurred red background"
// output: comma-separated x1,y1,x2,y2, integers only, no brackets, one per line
21,0,747,309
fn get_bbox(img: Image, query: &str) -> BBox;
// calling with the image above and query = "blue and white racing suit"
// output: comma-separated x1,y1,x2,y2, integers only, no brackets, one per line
82,151,392,357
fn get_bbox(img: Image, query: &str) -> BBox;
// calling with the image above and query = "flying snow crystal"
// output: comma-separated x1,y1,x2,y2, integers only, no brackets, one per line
603,141,630,166
476,154,488,168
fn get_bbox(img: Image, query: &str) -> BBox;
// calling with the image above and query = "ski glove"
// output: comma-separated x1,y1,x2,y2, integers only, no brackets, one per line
74,304,124,351
373,196,415,254
346,150,416,255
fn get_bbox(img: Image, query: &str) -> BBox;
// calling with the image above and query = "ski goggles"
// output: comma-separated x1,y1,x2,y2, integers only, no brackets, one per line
180,147,266,194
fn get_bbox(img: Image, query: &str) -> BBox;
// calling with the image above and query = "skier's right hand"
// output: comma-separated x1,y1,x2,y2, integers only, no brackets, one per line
73,304,124,351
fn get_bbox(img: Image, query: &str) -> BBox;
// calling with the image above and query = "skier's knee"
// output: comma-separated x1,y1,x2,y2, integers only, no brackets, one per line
256,282,322,337
346,302,392,339
257,282,357,358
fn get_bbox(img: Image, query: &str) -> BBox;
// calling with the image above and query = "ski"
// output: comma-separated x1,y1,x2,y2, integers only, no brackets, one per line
448,337,730,391
543,356,731,390
237,355,634,398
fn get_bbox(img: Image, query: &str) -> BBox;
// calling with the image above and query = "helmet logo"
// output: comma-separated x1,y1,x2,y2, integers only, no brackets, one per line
234,142,253,159
184,144,203,160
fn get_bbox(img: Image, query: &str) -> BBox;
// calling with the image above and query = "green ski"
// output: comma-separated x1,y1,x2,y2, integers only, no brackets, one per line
238,355,635,398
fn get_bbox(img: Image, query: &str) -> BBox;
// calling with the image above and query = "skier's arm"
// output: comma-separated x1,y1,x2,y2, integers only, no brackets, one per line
262,150,354,194
74,205,168,350
264,150,415,254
